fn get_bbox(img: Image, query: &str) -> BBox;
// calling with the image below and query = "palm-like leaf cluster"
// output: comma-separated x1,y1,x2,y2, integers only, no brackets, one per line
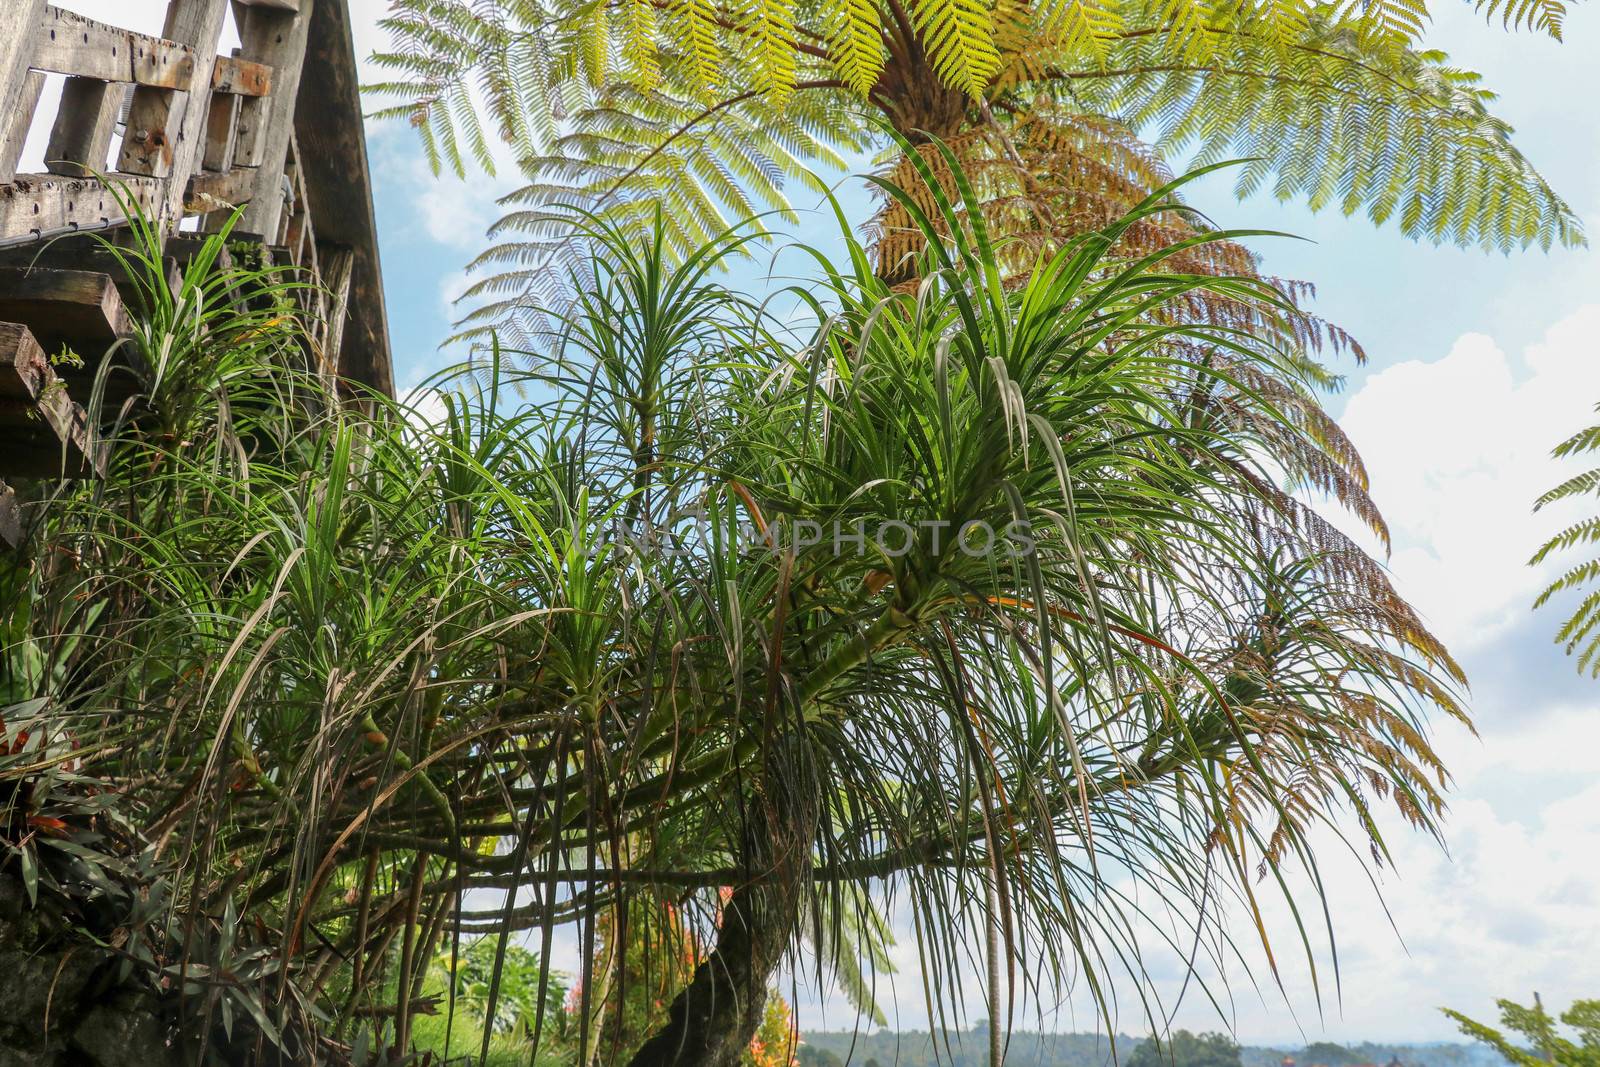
3,173,1466,1062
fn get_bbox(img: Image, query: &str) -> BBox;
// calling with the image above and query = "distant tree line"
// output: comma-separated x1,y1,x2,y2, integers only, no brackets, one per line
798,1030,1515,1067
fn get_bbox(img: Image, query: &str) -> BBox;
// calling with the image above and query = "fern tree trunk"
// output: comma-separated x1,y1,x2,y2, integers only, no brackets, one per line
624,747,816,1067
872,3,972,144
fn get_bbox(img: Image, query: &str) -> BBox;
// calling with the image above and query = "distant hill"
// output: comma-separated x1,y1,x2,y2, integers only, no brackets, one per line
798,1031,1509,1067
1241,1044,1507,1067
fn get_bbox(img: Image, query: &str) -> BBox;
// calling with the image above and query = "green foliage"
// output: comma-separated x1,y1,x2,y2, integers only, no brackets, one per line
1129,1032,1244,1067
444,938,568,1036
0,196,336,1063
411,939,572,1065
797,1046,844,1067
1444,996,1600,1067
370,0,1579,113
2,166,1470,1062
1077,14,1576,251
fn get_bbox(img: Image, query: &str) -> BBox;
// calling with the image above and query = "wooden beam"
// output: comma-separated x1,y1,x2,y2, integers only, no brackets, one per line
186,166,255,213
0,480,19,547
0,268,144,414
32,7,198,89
232,89,266,169
45,77,123,178
116,0,229,215
293,0,391,395
317,243,354,370
0,321,101,479
0,71,45,184
202,90,241,172
0,240,183,303
212,55,272,97
0,267,131,346
0,321,50,401
234,0,314,239
0,0,49,183
0,174,163,243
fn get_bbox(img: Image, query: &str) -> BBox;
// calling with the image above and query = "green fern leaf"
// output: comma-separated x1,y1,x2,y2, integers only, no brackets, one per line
745,0,800,100
624,0,662,86
1476,0,1569,37
909,0,1004,96
830,0,889,95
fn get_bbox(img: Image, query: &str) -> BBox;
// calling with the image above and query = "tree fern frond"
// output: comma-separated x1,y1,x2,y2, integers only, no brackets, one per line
1550,421,1600,459
1475,0,1570,37
671,0,727,95
909,0,1004,96
1530,517,1600,566
624,0,663,86
1535,466,1600,509
829,0,890,94
743,0,801,100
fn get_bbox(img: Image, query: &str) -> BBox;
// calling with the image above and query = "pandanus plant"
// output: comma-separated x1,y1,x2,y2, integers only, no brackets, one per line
1,159,1466,1065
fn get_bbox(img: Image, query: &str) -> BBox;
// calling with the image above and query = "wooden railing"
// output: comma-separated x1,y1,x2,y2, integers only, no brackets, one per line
1,2,311,249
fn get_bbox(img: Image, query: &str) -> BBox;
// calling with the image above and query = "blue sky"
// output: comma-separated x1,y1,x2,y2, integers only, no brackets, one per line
63,0,1600,1047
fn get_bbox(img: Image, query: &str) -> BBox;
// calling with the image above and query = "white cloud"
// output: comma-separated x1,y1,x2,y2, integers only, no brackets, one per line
439,268,475,316
1340,306,1600,652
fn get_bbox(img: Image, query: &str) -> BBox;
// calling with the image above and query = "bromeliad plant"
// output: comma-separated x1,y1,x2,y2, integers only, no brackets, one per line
2,161,1467,1066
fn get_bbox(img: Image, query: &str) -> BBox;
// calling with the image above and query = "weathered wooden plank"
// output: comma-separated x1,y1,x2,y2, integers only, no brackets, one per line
186,166,255,214
0,240,183,303
212,54,271,97
117,0,228,208
202,90,241,171
0,174,164,243
293,0,391,395
32,6,197,89
0,269,144,414
0,267,131,346
317,243,353,370
232,92,266,169
0,0,48,183
234,0,314,238
0,322,50,401
0,479,20,547
163,234,232,268
114,89,181,177
45,77,123,178
0,321,101,479
0,71,46,184
280,140,308,251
